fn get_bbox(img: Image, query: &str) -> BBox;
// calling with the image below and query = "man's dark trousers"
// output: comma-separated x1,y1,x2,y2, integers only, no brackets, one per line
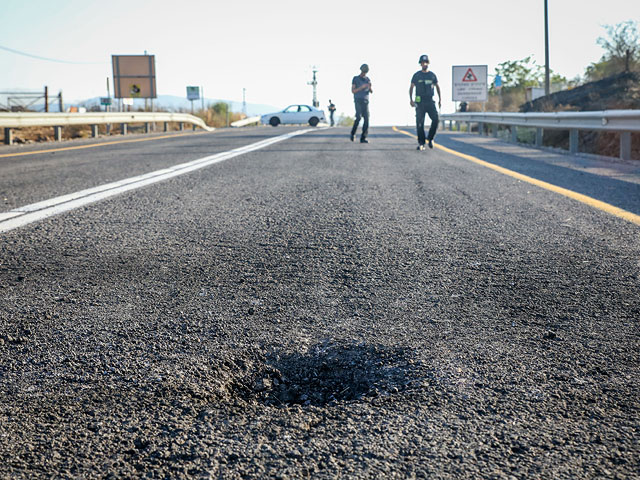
351,98,369,141
416,101,438,145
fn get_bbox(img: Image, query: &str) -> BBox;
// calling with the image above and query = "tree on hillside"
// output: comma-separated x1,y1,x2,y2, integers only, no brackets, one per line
585,20,640,81
490,56,566,94
484,57,566,111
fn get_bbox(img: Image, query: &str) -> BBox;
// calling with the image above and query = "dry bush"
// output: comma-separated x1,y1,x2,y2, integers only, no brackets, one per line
193,105,244,128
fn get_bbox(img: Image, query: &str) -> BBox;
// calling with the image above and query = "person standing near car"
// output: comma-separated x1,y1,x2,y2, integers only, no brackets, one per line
351,64,372,143
328,100,336,126
410,54,441,150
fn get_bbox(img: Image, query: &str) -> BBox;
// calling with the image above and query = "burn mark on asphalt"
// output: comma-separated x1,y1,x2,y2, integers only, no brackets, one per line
235,340,423,407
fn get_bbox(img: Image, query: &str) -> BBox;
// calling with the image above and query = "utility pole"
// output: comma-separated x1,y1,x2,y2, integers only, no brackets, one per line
308,67,319,107
544,0,550,96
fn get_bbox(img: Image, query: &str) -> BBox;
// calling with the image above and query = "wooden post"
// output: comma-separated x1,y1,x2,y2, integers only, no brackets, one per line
535,128,543,147
164,122,169,132
44,86,49,113
121,123,127,135
511,126,518,143
54,126,62,142
4,128,12,145
91,125,98,138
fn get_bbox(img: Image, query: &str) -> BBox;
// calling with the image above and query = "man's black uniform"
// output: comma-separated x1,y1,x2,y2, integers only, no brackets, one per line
412,69,439,147
351,64,372,143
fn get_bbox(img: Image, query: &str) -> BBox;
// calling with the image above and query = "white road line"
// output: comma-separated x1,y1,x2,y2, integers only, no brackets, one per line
1,128,315,233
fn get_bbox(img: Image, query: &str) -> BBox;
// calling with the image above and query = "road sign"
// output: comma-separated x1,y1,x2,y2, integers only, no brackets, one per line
100,97,112,106
186,86,200,101
452,65,488,102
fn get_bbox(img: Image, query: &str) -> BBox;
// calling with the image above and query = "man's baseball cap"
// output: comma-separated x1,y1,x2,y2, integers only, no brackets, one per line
419,54,429,64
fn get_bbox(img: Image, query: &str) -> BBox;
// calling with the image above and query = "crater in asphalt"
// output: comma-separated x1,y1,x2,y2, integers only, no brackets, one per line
240,341,421,407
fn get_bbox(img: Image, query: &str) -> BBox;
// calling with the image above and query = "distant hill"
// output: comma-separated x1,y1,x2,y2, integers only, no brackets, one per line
77,95,280,116
1,94,280,116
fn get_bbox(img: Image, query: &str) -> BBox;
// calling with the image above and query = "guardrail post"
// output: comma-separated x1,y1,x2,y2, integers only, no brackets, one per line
179,122,184,131
192,124,197,131
121,123,127,135
510,126,518,143
491,125,498,138
478,122,484,136
4,128,12,146
91,125,98,138
163,122,168,132
467,121,472,134
54,126,62,142
620,132,631,160
535,128,543,147
145,123,150,134
569,129,579,154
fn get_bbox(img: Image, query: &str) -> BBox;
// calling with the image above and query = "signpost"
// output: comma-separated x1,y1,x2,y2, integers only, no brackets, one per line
452,65,488,103
186,86,200,113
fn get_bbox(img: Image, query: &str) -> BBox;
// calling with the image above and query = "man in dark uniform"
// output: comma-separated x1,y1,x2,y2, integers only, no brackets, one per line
328,100,336,126
351,64,372,143
410,54,441,150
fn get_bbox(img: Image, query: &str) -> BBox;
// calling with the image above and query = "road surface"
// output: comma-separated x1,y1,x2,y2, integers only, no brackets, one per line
1,127,638,478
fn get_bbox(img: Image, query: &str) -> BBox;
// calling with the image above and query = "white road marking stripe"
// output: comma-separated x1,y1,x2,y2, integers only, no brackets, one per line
1,128,315,233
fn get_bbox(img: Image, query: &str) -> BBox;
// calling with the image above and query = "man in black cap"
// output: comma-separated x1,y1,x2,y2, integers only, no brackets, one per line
410,54,441,150
351,64,372,143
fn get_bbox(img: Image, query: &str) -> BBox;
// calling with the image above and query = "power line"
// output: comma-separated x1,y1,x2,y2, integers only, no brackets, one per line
0,44,105,65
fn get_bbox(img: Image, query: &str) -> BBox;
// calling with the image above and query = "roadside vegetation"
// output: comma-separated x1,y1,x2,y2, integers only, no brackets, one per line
463,20,640,159
464,20,640,113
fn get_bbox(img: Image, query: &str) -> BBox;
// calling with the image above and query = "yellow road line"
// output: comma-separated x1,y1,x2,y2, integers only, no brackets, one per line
0,130,213,159
392,126,640,226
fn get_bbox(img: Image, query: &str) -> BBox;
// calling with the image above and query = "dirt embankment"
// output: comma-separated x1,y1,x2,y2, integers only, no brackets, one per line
521,72,640,159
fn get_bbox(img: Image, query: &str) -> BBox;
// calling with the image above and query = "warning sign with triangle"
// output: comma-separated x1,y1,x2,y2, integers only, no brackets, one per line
462,68,478,82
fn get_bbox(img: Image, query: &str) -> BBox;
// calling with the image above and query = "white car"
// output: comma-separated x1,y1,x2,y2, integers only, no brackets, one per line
261,104,326,127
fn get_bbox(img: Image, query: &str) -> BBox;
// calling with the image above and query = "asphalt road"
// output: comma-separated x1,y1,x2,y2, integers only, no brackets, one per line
1,127,638,479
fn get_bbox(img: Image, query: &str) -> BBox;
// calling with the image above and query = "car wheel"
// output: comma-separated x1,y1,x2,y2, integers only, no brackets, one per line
269,117,280,127
309,117,319,127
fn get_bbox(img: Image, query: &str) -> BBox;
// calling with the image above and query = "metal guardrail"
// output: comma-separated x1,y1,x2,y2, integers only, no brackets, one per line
1,112,214,145
440,110,640,160
230,116,261,127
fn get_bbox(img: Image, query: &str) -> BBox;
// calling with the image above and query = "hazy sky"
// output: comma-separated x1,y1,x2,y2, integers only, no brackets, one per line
1,0,638,124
